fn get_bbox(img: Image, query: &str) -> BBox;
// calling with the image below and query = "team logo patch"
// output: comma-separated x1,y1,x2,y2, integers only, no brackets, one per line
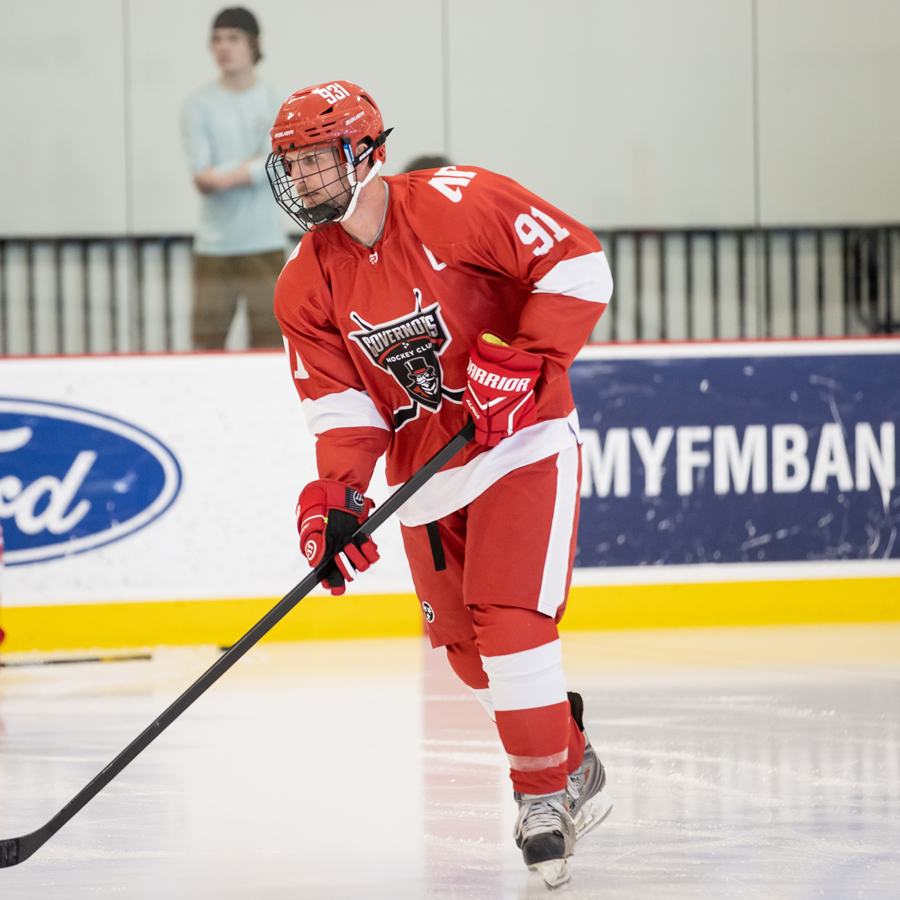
349,289,464,429
421,601,435,623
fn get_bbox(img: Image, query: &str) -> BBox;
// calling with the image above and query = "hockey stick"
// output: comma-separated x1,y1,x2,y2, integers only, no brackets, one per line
1,654,153,669
0,420,476,868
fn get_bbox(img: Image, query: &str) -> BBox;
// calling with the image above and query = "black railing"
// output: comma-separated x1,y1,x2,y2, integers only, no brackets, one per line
0,237,193,356
1,226,897,356
595,226,897,343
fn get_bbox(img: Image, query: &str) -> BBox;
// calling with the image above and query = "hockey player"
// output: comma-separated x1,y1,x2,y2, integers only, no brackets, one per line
267,81,613,888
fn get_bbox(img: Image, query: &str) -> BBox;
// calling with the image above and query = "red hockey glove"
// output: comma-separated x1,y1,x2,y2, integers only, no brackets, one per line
463,333,542,447
296,480,380,596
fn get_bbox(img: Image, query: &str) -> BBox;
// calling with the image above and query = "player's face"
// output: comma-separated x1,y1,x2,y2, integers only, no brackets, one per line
210,28,254,74
282,145,350,209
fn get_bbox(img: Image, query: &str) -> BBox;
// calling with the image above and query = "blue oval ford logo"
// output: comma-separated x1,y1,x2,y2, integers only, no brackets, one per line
0,398,182,565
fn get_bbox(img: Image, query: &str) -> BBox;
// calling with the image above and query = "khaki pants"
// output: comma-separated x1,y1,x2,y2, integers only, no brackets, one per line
193,250,285,349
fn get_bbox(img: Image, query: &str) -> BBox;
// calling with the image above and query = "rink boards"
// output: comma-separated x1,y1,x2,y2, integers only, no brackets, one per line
1,340,898,651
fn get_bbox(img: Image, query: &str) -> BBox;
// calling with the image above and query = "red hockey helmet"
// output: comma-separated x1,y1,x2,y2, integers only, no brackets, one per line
266,81,392,230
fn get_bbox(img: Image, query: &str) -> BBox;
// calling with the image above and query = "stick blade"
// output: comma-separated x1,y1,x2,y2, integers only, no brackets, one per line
0,838,20,867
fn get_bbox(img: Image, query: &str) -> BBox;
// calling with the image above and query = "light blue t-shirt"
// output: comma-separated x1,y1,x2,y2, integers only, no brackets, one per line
181,79,287,256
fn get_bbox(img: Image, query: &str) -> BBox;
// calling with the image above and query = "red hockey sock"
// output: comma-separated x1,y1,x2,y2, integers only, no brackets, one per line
445,637,489,690
471,604,582,795
495,702,573,794
442,607,586,792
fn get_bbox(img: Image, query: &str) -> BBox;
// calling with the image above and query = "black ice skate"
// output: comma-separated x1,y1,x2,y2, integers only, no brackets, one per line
566,691,613,839
513,790,576,889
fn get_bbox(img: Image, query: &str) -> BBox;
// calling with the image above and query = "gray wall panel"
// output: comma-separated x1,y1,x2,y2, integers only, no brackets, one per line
446,0,756,228
0,0,128,236
3,1,899,235
757,0,900,225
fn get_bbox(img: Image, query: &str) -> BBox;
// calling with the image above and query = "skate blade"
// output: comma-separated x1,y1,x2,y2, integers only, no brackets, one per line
530,857,571,890
574,789,613,840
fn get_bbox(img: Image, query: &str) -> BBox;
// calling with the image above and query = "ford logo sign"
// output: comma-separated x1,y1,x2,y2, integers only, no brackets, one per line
0,398,182,565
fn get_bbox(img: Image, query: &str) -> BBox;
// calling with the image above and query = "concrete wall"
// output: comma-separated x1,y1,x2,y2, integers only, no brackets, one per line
1,0,899,236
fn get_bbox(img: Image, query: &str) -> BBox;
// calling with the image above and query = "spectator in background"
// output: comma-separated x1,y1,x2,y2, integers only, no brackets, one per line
181,7,286,350
402,154,452,174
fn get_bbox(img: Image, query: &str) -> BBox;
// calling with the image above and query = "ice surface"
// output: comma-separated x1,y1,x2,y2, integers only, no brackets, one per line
1,624,898,898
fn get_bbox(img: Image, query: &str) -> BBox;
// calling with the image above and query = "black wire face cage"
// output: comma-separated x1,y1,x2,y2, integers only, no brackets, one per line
265,138,355,232
266,128,392,232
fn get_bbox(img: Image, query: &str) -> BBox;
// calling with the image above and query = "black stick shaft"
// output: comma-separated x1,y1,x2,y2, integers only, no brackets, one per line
0,421,475,868
0,654,152,668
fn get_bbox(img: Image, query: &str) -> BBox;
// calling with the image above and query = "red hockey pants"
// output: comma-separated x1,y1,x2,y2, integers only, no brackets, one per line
401,445,585,794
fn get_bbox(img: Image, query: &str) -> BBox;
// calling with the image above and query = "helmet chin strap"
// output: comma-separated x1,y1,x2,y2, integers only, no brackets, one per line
338,158,383,223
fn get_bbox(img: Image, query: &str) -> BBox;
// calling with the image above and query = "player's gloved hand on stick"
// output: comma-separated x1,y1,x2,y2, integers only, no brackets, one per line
296,480,380,596
463,333,542,447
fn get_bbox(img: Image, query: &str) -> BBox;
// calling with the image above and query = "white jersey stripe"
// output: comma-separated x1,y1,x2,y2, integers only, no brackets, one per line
532,250,613,305
301,389,389,435
537,442,580,617
480,639,567,712
394,411,581,527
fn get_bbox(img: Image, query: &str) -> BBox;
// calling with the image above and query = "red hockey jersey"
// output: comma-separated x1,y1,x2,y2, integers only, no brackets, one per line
275,166,612,527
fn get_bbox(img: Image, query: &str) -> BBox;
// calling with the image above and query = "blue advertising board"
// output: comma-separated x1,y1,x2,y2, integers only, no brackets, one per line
0,399,182,565
570,344,900,568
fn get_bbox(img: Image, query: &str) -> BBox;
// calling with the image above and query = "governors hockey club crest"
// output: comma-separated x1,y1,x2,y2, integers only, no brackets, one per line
349,289,463,428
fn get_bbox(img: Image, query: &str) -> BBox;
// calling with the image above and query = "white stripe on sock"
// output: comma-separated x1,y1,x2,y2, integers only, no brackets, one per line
507,748,569,771
472,687,496,721
480,639,567,712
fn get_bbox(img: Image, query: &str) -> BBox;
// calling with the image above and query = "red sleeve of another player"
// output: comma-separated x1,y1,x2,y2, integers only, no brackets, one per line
275,260,390,493
456,174,613,383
